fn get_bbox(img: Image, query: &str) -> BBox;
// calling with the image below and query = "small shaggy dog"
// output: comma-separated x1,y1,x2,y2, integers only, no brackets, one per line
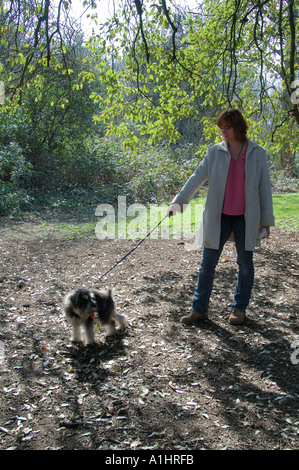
63,288,126,345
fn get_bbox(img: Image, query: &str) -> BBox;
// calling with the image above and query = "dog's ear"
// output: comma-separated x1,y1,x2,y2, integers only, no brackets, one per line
69,290,79,308
97,296,107,313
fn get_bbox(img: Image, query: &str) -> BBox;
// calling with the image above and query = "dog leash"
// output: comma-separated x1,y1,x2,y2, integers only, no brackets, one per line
100,213,169,279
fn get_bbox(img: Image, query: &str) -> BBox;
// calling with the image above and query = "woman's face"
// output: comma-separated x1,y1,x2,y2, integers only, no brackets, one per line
219,121,237,143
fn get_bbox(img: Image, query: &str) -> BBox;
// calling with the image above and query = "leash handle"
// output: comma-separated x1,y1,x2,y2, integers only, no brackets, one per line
100,214,169,279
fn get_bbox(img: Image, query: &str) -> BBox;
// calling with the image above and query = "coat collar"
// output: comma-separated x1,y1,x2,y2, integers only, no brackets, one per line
218,138,258,156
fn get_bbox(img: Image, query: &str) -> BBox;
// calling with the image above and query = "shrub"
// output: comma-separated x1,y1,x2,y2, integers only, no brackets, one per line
0,142,33,215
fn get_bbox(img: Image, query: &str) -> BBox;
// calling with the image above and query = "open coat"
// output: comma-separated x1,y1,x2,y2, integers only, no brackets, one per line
172,139,275,251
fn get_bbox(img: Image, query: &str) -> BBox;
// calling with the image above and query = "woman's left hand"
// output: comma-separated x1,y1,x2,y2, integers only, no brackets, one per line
260,226,270,238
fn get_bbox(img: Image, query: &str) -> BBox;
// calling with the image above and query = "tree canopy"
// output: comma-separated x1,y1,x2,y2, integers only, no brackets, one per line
84,0,298,152
1,1,298,141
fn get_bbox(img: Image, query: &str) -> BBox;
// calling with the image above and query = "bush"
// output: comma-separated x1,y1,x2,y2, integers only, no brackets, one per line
0,142,33,215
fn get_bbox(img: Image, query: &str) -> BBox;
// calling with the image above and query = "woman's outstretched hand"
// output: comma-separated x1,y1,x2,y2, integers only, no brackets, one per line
167,203,180,218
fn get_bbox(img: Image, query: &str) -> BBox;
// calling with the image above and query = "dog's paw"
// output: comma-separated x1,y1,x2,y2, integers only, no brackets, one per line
105,331,118,339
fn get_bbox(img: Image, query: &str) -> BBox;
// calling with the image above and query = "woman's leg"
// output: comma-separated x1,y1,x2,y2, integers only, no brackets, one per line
231,216,254,314
192,215,233,316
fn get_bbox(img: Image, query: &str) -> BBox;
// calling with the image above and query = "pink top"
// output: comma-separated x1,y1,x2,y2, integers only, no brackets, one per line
222,146,247,215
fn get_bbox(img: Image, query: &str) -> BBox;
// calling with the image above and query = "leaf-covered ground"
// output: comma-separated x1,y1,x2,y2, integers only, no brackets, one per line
0,211,298,451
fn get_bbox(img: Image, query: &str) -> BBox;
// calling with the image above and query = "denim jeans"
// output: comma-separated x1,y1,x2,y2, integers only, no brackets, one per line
192,214,254,316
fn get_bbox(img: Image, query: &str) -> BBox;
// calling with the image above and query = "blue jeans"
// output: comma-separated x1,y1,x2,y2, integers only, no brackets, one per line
192,214,254,316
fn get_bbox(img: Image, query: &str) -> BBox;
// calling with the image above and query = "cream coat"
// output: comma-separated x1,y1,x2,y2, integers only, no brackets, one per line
172,139,275,251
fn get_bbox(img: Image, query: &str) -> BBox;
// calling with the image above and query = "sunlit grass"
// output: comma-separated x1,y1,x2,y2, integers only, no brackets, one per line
272,193,299,231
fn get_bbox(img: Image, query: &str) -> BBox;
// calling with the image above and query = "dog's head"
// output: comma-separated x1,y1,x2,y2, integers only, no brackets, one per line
71,288,97,316
91,288,115,321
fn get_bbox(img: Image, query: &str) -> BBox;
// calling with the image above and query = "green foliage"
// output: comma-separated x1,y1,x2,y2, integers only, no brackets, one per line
0,20,104,204
0,142,31,185
124,142,198,203
0,142,33,215
86,0,299,166
31,137,200,210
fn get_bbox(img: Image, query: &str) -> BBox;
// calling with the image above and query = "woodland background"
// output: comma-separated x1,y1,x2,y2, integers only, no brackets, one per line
0,0,298,217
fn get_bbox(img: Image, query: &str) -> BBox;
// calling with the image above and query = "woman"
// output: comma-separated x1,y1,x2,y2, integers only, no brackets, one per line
168,109,275,325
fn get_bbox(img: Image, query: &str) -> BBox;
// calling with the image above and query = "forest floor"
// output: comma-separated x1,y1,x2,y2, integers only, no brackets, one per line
0,209,298,451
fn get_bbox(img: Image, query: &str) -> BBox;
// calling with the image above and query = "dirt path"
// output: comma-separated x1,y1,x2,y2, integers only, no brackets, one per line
0,214,298,450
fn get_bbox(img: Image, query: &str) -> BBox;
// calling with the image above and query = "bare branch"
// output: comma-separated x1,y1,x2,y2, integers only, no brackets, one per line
134,0,150,62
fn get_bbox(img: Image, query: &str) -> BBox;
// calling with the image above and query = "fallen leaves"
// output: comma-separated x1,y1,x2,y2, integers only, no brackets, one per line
0,220,298,450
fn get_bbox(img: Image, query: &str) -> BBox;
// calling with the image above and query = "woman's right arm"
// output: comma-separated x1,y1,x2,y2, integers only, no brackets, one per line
168,152,210,216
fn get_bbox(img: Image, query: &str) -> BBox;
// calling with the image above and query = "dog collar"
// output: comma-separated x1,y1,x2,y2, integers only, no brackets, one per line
89,311,95,319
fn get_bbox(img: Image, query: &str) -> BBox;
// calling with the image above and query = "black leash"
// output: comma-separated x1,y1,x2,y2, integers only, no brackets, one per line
100,214,169,279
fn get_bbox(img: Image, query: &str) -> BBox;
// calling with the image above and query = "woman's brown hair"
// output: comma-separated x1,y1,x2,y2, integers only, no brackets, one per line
217,109,248,142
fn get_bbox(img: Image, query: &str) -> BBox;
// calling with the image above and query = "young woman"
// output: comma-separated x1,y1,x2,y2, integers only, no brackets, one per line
168,109,275,325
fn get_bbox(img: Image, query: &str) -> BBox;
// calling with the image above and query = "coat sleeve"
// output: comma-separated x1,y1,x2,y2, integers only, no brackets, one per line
259,155,275,227
171,152,209,211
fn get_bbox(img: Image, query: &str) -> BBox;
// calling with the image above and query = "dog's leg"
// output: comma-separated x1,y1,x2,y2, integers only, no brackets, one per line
115,312,126,332
104,319,117,337
71,317,83,343
104,309,126,337
112,303,126,332
83,318,95,345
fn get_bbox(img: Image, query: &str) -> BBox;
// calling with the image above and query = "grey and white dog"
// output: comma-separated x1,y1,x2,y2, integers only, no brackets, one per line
63,288,126,345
